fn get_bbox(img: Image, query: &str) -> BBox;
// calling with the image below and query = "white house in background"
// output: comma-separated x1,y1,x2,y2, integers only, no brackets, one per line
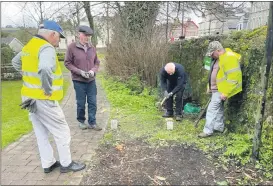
1,37,24,53
199,12,240,36
247,2,270,30
61,16,113,49
237,13,249,31
58,38,67,50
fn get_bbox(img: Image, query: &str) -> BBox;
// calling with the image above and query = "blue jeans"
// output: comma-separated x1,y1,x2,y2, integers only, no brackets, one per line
73,80,97,126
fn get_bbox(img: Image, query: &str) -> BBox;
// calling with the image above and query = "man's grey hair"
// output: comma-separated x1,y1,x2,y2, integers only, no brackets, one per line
38,28,57,35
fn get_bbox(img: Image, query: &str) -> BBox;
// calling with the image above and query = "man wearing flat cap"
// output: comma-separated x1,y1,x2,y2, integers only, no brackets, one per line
65,25,102,130
12,20,86,173
198,41,242,138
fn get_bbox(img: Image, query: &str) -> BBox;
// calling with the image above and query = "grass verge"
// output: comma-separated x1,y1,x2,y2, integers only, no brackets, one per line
2,62,70,148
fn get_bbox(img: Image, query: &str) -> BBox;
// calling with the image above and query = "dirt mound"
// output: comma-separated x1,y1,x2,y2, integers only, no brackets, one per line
81,140,227,185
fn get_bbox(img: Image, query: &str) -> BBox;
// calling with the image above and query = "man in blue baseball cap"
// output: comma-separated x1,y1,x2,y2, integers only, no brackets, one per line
38,20,66,47
12,20,86,173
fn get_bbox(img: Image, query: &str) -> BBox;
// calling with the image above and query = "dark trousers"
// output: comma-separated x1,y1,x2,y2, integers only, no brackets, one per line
166,82,184,115
73,80,97,126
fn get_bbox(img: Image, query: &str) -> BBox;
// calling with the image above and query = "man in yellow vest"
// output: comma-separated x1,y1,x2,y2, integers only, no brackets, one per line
12,20,86,173
198,41,242,138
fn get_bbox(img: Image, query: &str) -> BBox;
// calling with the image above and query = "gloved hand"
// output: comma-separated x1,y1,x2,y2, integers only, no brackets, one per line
80,70,89,79
88,70,95,78
28,102,37,113
19,98,37,113
164,90,169,98
166,92,173,99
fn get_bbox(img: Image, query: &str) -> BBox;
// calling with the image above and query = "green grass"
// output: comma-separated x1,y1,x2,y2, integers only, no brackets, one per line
2,81,32,148
98,72,273,182
1,71,70,148
97,53,105,60
59,61,69,73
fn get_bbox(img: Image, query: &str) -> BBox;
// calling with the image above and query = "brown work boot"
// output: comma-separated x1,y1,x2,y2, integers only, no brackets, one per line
198,132,212,138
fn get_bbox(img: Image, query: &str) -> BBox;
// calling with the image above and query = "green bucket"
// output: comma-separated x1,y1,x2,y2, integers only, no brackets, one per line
184,103,201,114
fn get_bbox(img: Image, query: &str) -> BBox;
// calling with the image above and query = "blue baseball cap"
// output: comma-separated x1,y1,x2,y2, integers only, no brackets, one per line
40,20,65,38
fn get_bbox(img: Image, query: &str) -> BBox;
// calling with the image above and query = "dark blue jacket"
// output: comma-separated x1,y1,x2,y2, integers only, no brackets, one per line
160,63,186,95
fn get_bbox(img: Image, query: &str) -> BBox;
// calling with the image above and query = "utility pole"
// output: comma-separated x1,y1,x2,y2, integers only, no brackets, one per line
252,1,273,160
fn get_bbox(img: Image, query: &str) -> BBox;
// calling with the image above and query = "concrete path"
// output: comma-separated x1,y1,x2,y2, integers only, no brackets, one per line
1,77,110,185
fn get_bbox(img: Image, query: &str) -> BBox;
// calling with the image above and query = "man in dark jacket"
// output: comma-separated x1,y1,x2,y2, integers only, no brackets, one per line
160,62,186,121
65,25,102,130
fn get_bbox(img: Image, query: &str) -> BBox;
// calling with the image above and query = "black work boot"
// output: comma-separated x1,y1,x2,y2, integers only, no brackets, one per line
162,112,174,118
60,161,86,173
44,161,60,173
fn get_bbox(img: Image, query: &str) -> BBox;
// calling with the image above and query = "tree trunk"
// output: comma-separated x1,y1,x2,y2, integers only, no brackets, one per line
106,1,110,50
181,2,184,37
166,2,169,43
83,1,97,47
252,1,273,160
39,2,44,24
76,2,80,27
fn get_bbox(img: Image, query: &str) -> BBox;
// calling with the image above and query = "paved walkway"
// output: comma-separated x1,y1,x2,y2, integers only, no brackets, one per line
1,77,110,185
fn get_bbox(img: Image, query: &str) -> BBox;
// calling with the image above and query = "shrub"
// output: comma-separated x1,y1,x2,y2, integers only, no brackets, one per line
1,46,15,65
57,52,65,61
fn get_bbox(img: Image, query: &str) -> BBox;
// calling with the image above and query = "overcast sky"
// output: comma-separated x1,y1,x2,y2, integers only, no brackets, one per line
1,2,203,28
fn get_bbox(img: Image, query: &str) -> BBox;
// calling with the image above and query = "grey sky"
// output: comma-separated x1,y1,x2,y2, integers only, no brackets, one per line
1,2,203,28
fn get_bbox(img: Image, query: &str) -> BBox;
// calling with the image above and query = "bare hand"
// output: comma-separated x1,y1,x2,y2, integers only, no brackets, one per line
220,93,227,101
206,87,211,94
88,70,95,78
44,92,52,97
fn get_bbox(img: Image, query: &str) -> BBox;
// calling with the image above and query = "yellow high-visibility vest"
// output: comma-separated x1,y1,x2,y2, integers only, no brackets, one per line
21,37,63,101
217,48,242,98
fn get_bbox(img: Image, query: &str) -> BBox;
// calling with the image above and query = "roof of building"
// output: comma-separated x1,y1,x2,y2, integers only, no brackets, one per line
1,37,24,46
183,20,199,28
1,37,15,45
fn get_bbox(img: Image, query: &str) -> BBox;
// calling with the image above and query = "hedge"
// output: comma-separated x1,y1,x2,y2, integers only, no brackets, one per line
168,26,272,133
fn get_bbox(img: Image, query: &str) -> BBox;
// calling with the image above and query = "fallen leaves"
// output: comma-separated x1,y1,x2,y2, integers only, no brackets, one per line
115,144,124,152
155,176,166,181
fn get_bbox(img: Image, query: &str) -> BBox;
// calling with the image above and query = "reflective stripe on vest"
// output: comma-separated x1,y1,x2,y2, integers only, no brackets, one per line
23,82,63,91
216,66,241,84
23,71,63,80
